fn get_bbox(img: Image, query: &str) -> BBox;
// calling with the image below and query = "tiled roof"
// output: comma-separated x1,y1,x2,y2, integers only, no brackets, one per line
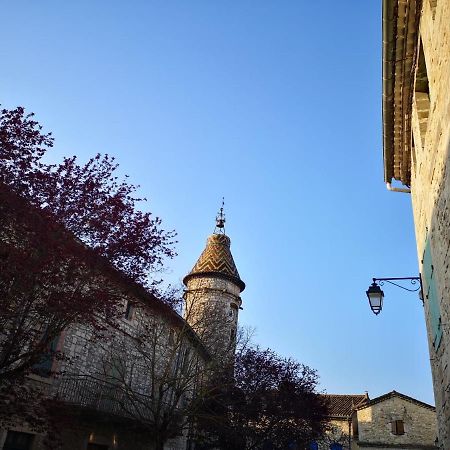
183,233,245,291
382,0,420,185
322,394,369,418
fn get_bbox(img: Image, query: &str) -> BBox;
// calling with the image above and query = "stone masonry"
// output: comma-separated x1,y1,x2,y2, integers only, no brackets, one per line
410,2,450,448
355,392,437,449
382,0,450,447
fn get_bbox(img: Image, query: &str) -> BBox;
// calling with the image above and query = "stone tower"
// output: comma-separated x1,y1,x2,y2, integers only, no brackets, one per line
183,205,245,356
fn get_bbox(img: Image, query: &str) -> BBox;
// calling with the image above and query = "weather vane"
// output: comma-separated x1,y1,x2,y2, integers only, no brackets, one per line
214,197,226,234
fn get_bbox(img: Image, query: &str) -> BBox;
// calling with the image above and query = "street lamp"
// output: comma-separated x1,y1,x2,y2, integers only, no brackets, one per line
365,277,423,315
366,281,384,315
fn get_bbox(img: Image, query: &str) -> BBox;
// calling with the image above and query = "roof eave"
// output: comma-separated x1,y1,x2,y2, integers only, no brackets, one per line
382,0,422,186
382,0,397,183
183,271,246,292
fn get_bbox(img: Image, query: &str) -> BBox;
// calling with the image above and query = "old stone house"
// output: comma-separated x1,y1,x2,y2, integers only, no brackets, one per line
380,0,450,447
354,391,437,450
0,188,245,450
313,391,437,450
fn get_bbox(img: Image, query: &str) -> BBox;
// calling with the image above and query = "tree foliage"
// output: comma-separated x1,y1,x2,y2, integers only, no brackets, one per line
196,346,329,450
0,106,176,287
0,105,177,433
0,185,124,381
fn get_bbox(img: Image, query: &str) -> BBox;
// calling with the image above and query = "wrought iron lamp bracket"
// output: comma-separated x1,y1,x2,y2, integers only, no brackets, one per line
372,276,424,304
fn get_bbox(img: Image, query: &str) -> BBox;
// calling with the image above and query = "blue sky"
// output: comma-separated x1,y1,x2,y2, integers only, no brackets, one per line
2,1,434,404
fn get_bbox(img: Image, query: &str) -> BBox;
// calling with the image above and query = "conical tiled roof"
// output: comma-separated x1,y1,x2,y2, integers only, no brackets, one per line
183,234,245,292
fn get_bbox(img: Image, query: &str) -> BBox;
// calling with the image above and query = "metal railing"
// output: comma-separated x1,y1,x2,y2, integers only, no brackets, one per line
56,375,151,419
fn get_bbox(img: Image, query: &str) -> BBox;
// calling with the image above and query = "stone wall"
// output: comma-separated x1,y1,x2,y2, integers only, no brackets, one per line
0,421,187,450
184,275,241,355
0,291,206,450
409,1,450,448
356,396,437,448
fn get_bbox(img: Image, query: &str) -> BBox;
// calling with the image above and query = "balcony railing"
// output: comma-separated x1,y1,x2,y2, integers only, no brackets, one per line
56,375,152,420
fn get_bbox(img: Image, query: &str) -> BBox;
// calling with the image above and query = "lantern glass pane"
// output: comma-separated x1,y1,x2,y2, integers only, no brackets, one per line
368,292,382,309
369,293,381,307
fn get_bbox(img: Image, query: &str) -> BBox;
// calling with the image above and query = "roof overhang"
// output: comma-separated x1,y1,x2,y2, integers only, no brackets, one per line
382,0,422,185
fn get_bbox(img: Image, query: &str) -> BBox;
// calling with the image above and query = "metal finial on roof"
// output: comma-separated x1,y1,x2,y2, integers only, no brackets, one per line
214,197,226,234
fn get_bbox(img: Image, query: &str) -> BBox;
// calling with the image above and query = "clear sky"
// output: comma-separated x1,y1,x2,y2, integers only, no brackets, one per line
2,1,434,404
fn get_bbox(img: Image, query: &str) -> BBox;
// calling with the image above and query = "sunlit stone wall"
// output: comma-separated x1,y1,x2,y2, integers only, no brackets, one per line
410,1,450,448
355,396,437,448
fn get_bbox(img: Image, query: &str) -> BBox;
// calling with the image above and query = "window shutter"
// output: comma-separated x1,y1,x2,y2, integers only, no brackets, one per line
422,238,442,349
391,421,397,434
391,420,405,435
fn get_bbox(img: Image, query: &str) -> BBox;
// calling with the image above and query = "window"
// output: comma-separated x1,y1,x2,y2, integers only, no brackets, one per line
229,304,238,319
105,354,125,385
31,333,59,378
124,301,134,320
3,431,34,450
168,329,175,346
391,419,405,435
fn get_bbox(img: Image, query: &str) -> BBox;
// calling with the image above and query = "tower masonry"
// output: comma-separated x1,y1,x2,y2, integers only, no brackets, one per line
183,208,245,356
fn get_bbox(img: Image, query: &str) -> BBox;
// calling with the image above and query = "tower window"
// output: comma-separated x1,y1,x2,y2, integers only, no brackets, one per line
391,419,405,435
124,301,134,320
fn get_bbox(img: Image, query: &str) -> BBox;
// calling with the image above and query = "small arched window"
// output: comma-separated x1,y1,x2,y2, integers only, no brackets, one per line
124,301,134,320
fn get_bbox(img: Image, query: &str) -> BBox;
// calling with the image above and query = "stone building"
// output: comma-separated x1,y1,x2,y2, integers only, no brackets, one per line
381,0,450,447
0,190,244,450
354,391,437,450
314,392,437,450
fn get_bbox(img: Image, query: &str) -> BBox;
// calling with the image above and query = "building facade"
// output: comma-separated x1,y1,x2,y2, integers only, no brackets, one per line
0,190,243,450
381,0,450,447
355,391,437,450
315,392,437,450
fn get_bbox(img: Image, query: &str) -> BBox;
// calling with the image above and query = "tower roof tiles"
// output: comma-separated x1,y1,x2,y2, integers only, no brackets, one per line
183,233,245,292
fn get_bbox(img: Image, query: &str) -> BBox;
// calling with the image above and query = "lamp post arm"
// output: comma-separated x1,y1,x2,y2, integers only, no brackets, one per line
372,276,424,303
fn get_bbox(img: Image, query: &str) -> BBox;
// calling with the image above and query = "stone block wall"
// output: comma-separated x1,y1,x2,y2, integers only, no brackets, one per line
184,276,241,354
410,0,450,448
0,290,206,450
356,397,437,448
0,420,186,450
